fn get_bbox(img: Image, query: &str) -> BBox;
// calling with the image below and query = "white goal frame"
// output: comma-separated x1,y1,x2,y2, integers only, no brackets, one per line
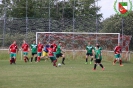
36,32,120,46
36,32,122,60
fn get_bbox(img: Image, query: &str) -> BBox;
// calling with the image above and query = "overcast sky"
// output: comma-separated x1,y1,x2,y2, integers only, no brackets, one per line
98,0,133,19
98,0,115,19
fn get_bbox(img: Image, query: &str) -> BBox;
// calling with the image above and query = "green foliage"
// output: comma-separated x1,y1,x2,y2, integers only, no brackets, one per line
101,11,133,34
0,0,104,47
101,11,133,50
0,32,35,47
0,0,102,19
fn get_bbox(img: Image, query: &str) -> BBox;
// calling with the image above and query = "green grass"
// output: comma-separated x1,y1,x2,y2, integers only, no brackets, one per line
0,50,133,88
0,58,133,88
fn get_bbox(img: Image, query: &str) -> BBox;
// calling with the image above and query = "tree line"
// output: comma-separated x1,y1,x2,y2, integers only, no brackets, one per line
0,0,133,50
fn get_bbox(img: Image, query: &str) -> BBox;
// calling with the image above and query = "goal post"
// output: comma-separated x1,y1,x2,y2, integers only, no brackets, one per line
36,32,131,61
36,32,120,51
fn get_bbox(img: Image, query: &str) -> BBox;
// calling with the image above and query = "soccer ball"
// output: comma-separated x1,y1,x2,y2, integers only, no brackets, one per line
58,63,61,67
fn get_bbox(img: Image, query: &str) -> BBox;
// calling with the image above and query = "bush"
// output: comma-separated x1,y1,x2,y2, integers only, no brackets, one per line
0,32,36,48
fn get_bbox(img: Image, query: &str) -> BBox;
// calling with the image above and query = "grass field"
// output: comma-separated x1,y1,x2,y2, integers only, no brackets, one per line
0,50,133,88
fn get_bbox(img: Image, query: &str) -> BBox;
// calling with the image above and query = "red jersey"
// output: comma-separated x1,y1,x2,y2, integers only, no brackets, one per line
21,43,29,52
52,43,57,52
37,44,43,52
47,48,54,57
114,46,122,54
9,44,18,53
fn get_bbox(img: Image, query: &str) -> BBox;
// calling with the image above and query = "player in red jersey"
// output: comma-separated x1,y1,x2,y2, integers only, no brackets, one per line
47,45,57,67
21,40,29,62
8,41,19,64
37,41,43,62
113,43,123,66
51,41,57,57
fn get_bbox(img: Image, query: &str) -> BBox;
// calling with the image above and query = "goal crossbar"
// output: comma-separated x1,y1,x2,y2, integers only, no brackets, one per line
36,32,120,46
36,32,120,35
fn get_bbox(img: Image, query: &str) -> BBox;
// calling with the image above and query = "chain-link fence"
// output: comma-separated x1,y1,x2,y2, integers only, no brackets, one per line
0,0,132,50
0,0,102,48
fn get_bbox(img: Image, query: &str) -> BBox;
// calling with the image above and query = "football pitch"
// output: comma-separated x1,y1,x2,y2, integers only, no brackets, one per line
0,56,133,88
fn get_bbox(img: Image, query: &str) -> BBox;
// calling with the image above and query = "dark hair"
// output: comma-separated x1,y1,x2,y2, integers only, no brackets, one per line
50,45,53,48
96,44,100,48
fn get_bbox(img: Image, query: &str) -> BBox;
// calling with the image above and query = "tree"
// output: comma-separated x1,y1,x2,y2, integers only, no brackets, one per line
101,11,133,50
1,0,103,32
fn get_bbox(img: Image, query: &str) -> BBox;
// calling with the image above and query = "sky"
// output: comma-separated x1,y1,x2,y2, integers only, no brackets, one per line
98,0,133,19
98,0,115,19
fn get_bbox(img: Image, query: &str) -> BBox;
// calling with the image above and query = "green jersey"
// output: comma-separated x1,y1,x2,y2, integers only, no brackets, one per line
56,45,61,54
30,44,37,53
86,45,94,53
94,47,102,60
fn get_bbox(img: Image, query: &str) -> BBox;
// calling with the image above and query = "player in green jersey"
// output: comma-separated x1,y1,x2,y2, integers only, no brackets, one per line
30,40,37,62
93,44,104,71
56,42,65,65
85,42,94,64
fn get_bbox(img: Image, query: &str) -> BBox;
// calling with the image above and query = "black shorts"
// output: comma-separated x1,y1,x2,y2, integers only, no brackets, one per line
86,53,93,56
95,59,101,63
56,53,63,58
32,53,37,56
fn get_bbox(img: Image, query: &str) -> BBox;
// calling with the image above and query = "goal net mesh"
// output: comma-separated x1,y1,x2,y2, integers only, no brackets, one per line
36,32,120,51
36,32,131,61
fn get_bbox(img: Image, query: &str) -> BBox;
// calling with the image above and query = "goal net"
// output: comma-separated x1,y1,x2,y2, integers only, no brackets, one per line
36,32,131,61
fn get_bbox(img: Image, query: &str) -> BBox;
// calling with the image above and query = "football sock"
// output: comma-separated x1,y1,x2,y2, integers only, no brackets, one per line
94,64,97,69
13,58,16,64
62,58,65,63
114,59,117,63
53,59,57,66
24,56,27,62
37,57,40,62
91,58,93,62
31,57,33,62
119,60,122,65
86,58,88,62
100,64,103,68
24,58,27,62
10,59,12,64
35,57,37,62
26,57,29,61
